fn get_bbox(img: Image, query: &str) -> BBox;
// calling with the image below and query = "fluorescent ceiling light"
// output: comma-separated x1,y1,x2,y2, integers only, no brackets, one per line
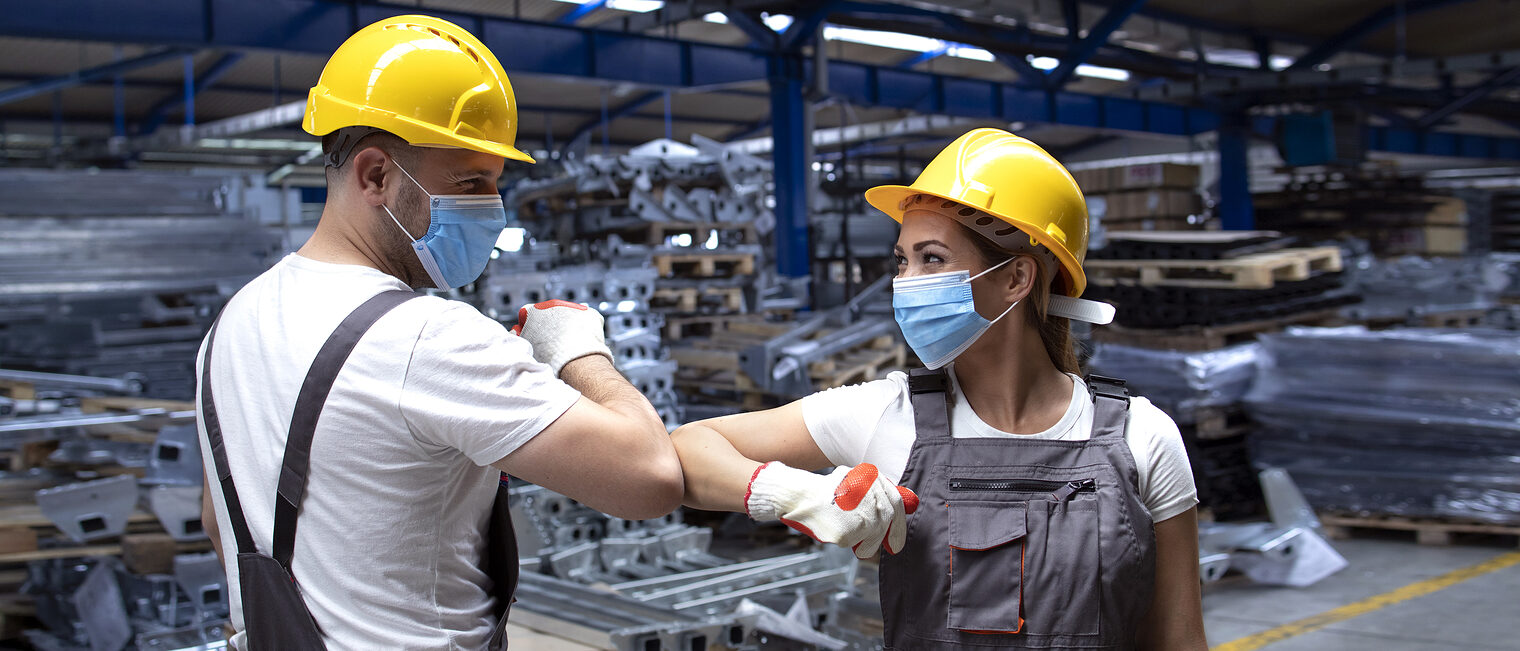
1270,55,1295,70
1030,56,1059,70
822,25,941,52
607,0,662,12
948,45,995,62
703,12,728,23
763,13,794,32
1074,64,1129,81
554,0,662,11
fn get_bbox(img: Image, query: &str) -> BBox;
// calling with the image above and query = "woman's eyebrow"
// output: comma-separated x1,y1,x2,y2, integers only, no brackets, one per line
913,240,949,252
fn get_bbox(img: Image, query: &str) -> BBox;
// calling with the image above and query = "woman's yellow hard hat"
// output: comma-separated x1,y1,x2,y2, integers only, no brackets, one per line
303,14,534,164
866,128,1089,297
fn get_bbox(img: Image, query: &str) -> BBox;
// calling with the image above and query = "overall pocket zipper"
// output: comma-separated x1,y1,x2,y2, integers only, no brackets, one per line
948,478,1096,502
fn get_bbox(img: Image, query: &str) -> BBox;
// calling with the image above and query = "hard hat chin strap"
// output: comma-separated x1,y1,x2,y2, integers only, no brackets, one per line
324,126,387,169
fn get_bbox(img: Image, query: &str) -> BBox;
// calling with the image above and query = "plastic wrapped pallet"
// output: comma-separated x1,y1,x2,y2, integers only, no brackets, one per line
1087,342,1259,420
1245,326,1520,524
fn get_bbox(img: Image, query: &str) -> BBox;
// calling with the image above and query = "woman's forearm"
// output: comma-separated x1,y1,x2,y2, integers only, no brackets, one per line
670,422,765,513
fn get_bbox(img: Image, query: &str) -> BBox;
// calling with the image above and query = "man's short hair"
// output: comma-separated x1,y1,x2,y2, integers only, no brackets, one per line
321,127,417,184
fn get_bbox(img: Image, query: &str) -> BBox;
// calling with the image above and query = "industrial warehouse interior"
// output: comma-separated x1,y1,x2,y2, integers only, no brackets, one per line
1,1,1518,650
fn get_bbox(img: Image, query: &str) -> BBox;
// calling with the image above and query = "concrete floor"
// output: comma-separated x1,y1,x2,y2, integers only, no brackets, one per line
1203,538,1520,650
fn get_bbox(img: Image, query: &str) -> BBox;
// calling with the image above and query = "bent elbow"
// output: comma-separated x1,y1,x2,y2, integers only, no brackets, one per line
620,453,685,521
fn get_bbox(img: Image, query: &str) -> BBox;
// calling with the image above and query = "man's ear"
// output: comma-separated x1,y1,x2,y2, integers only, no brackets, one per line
1006,255,1039,304
349,146,392,208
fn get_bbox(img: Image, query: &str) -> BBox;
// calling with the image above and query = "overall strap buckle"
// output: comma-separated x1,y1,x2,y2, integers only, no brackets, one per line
1085,374,1130,404
908,367,949,394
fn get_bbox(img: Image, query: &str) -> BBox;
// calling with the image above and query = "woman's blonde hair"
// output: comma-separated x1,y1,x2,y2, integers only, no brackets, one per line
959,223,1081,375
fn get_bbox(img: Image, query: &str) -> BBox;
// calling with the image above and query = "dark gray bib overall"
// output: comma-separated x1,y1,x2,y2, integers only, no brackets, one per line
199,290,518,650
880,368,1155,650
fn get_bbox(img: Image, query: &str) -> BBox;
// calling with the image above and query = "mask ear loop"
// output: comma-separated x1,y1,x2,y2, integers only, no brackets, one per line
382,160,431,242
968,256,1021,326
382,204,419,242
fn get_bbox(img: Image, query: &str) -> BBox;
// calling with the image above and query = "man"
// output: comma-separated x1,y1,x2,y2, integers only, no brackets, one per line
195,15,682,649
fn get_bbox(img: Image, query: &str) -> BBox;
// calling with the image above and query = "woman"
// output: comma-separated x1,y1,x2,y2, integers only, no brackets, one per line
672,129,1206,650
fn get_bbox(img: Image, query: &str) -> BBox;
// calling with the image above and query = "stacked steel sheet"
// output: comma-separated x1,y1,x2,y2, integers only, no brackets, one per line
0,170,284,400
1246,326,1520,525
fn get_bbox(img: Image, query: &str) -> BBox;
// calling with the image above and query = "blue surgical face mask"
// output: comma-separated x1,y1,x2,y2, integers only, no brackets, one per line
892,257,1018,369
383,163,506,290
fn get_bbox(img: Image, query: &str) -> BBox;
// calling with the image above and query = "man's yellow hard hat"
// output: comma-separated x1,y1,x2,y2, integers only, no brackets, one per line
866,128,1089,297
303,14,533,164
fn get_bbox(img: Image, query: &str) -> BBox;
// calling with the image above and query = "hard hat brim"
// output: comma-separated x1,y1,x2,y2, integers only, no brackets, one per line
866,183,1087,298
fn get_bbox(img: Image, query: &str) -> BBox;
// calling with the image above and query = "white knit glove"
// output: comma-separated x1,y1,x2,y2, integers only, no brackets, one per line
745,462,920,559
511,300,614,376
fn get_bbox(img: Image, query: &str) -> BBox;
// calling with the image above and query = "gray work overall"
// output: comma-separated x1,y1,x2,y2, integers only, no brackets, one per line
199,290,518,650
880,368,1156,650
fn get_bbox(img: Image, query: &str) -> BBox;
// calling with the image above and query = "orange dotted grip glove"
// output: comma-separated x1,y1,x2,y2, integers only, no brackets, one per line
512,300,613,376
745,462,919,559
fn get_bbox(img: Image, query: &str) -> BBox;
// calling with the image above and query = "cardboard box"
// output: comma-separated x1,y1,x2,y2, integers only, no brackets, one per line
1421,226,1467,256
1422,197,1468,226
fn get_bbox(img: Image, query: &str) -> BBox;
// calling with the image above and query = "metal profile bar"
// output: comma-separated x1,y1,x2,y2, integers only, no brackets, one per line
0,46,191,106
1286,0,1477,71
1416,67,1520,129
1045,0,1150,89
0,408,196,435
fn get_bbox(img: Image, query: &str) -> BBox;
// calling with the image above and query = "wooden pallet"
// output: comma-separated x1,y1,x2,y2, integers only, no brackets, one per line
663,313,782,341
1319,513,1520,548
808,338,907,389
1089,308,1346,351
1179,405,1253,441
652,252,756,278
650,286,746,314
1355,308,1492,330
626,221,759,248
1085,246,1343,289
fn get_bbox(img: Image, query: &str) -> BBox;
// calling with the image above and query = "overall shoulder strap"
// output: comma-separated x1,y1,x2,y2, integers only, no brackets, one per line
200,317,258,555
272,289,420,570
907,367,952,440
1084,373,1130,438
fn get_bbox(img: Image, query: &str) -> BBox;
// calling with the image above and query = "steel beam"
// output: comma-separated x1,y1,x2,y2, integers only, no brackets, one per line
140,52,245,135
1416,67,1520,129
1286,0,1477,71
898,45,950,69
567,90,665,147
780,0,841,53
0,47,191,107
722,10,778,49
1217,116,1255,230
769,54,811,278
558,0,608,25
1046,0,1149,89
1133,50,1520,103
729,114,988,155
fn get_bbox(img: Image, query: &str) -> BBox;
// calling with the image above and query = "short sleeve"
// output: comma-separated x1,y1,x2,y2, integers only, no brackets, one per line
401,303,582,466
1127,398,1199,523
799,372,914,482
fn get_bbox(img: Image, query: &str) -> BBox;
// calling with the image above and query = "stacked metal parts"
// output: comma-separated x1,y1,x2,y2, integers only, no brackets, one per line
1246,326,1520,525
489,137,787,429
0,169,284,400
1341,253,1520,329
1085,231,1359,331
1087,343,1265,520
0,369,225,650
508,484,872,650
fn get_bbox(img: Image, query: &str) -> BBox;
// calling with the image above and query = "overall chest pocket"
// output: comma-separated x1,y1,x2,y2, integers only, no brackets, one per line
945,478,1101,639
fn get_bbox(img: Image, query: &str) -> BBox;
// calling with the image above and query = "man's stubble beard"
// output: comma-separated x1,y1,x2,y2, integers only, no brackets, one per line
372,181,435,289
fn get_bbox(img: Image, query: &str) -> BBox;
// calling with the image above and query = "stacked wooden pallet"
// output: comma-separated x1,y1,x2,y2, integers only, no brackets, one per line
671,319,908,410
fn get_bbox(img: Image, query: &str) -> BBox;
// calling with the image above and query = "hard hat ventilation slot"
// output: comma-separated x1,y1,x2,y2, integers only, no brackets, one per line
994,226,1019,237
957,207,976,217
975,216,995,226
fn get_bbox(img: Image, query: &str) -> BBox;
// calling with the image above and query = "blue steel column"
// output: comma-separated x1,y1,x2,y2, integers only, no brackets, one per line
1217,115,1255,230
769,55,811,278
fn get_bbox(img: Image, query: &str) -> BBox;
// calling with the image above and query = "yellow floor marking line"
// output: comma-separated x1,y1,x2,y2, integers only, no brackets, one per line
1213,550,1520,651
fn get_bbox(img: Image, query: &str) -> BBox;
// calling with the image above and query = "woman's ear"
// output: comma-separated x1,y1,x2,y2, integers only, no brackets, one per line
1005,255,1039,304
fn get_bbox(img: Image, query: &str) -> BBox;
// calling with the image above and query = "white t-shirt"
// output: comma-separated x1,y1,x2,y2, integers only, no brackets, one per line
800,368,1197,524
196,254,581,651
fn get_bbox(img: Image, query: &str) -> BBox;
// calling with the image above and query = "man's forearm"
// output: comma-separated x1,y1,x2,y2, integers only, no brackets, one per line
560,354,662,425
